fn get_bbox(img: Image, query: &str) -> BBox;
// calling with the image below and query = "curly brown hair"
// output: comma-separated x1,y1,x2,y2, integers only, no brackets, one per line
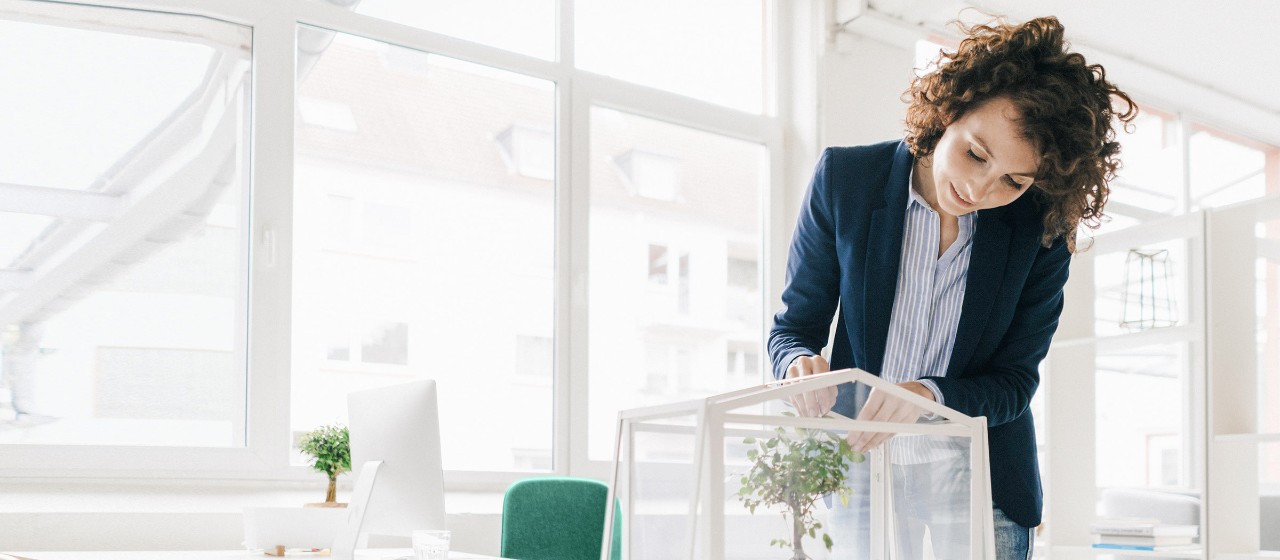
904,15,1137,251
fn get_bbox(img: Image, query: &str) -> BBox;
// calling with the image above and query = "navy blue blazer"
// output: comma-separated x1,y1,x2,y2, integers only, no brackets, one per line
768,140,1071,528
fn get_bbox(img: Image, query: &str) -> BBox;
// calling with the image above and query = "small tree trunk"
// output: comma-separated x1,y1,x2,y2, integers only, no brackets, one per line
790,505,808,560
325,475,338,503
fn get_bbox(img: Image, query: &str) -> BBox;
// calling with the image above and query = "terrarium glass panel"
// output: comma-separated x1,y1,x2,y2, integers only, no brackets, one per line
608,369,994,560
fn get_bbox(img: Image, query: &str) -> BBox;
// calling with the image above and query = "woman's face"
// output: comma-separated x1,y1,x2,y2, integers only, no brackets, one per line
925,96,1041,217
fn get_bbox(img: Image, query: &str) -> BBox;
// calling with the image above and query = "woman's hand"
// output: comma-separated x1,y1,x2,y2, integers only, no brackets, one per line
847,381,935,453
786,355,837,417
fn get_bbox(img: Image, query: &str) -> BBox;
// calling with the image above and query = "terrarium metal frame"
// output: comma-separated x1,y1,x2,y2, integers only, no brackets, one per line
603,368,997,560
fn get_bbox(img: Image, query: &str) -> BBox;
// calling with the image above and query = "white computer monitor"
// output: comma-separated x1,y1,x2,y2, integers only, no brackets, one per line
339,379,447,550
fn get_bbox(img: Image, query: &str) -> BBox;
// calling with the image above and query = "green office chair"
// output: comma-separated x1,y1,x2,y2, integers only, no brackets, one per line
500,477,622,560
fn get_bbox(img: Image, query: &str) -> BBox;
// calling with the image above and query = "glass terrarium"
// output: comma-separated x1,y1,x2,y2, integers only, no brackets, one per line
604,368,996,560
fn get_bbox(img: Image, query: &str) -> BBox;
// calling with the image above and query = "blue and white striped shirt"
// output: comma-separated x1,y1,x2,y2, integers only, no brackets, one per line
882,170,976,463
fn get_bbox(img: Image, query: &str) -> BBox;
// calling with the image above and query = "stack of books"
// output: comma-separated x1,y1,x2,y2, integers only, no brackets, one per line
1089,518,1200,552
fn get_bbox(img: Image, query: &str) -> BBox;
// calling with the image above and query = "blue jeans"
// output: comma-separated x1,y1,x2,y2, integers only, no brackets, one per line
826,447,1034,560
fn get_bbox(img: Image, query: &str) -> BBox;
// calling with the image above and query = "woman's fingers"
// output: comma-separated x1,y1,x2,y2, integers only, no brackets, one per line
817,385,837,416
786,355,831,417
785,358,812,415
811,355,830,372
847,387,924,452
848,390,884,450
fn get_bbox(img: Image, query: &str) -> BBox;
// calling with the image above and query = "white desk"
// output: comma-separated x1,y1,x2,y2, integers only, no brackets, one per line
7,551,498,560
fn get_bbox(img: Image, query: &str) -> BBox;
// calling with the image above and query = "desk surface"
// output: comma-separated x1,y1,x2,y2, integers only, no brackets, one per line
7,551,498,560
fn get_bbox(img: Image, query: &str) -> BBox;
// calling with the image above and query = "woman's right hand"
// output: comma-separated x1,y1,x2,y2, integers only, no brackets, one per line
786,355,837,417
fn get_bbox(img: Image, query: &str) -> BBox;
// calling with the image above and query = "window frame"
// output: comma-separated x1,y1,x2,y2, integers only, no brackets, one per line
0,0,790,492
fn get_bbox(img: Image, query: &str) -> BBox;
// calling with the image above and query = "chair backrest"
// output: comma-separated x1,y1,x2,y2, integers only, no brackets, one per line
500,477,622,560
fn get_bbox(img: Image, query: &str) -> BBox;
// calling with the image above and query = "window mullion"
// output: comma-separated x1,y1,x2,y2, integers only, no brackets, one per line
555,0,578,477
565,65,594,479
245,0,297,474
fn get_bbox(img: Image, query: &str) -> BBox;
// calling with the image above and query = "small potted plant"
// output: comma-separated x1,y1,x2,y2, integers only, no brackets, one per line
737,414,863,560
299,423,351,507
242,424,352,552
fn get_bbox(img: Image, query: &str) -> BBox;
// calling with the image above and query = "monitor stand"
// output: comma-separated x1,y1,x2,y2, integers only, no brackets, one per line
331,460,383,560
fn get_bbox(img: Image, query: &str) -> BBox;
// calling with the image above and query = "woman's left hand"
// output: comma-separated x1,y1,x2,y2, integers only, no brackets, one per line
847,381,935,453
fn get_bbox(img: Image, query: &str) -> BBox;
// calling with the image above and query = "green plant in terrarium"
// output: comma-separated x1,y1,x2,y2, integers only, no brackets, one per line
299,424,351,505
737,413,863,560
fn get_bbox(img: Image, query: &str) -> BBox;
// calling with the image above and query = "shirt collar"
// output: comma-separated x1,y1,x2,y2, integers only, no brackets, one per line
906,164,977,230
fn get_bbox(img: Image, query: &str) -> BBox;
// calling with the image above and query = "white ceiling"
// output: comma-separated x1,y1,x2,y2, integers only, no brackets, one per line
853,0,1280,143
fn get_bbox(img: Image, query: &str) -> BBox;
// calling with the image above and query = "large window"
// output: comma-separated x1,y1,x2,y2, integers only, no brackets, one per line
0,3,251,448
0,0,783,484
586,107,766,460
293,29,556,473
1189,123,1272,210
1098,109,1276,235
1099,107,1183,234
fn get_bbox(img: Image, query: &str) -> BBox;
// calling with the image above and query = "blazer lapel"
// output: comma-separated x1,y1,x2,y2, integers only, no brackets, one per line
945,208,1013,379
862,143,914,374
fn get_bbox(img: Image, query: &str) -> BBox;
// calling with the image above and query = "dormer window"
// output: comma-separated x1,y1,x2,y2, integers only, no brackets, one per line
297,96,358,132
497,122,554,180
613,149,681,201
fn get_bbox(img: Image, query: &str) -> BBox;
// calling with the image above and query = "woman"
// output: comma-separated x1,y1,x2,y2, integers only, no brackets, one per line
768,15,1136,560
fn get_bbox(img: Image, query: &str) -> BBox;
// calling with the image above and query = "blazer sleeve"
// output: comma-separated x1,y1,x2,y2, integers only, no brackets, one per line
922,234,1072,426
768,148,843,381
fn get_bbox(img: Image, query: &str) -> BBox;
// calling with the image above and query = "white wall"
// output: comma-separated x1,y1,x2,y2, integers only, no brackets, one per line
818,35,914,150
776,33,913,231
